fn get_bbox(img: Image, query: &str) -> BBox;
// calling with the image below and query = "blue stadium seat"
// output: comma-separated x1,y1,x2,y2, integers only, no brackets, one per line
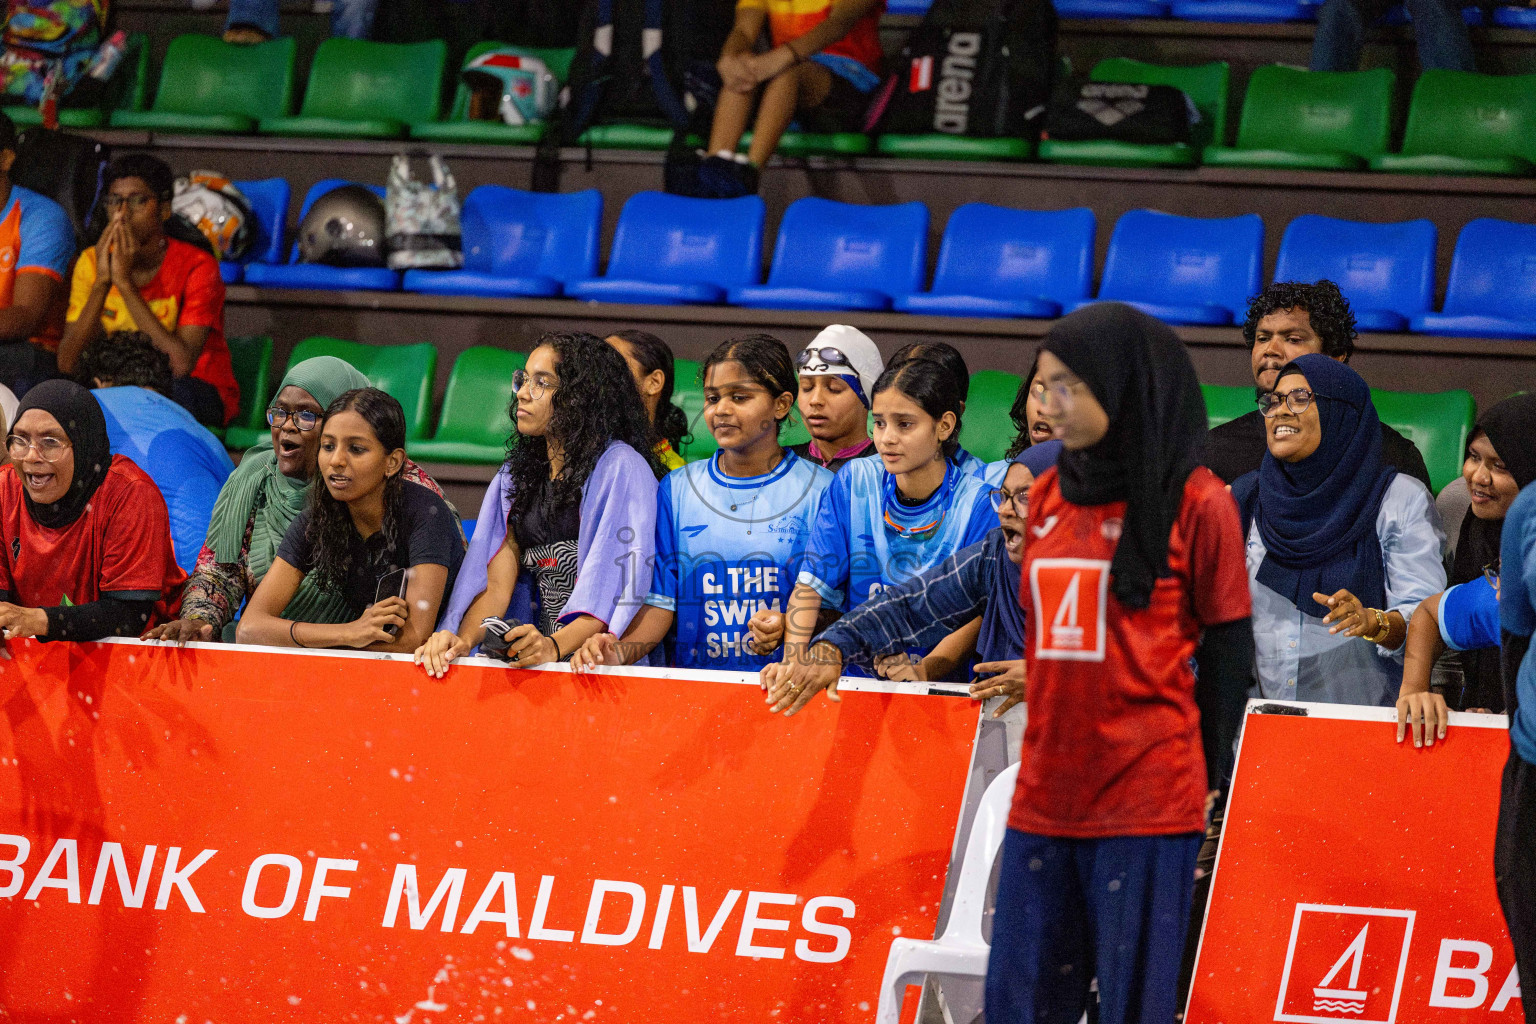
1412,219,1536,339
220,177,290,285
1273,215,1436,332
1170,0,1312,20
728,198,928,312
402,186,601,298
564,193,765,305
1494,6,1536,26
1072,209,1263,325
887,0,933,11
242,179,400,291
1055,0,1171,17
892,204,1095,318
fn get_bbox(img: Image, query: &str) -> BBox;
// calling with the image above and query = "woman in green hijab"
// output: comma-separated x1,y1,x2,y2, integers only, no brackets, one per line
142,356,457,643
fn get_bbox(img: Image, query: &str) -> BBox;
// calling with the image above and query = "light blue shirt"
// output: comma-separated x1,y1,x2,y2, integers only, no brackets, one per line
1248,475,1446,707
94,386,234,573
645,451,832,670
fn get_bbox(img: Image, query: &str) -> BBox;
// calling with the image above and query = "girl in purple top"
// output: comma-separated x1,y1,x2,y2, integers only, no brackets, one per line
416,332,663,677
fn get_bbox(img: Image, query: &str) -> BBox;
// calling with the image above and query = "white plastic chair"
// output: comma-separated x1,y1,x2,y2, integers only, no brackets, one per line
875,761,1021,1024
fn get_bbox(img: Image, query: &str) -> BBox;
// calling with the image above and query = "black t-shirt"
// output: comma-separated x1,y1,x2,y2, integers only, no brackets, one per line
509,476,583,636
1203,409,1434,490
790,440,880,475
277,480,465,618
511,476,582,549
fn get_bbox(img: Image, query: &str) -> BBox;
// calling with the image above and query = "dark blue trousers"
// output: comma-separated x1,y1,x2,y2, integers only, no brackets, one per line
985,828,1203,1024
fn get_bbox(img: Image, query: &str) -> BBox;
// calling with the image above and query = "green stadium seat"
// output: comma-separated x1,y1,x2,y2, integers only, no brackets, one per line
1039,59,1229,168
1202,66,1395,171
1371,388,1475,494
285,337,438,441
259,38,445,139
965,369,1024,463
409,43,575,145
408,347,525,464
672,358,716,462
577,124,679,150
1370,71,1536,176
740,129,872,157
875,134,1034,161
1201,383,1255,429
8,32,150,128
222,335,275,450
112,35,295,133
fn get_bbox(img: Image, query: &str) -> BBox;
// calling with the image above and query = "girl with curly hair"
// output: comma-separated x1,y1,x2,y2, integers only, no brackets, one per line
417,332,662,677
237,387,465,653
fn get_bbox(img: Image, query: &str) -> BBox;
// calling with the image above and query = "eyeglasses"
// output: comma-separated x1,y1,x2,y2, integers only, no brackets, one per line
989,484,1030,516
103,194,157,213
1257,388,1317,417
512,368,560,400
796,347,853,371
1033,377,1087,411
1484,559,1501,588
266,407,320,431
6,435,71,462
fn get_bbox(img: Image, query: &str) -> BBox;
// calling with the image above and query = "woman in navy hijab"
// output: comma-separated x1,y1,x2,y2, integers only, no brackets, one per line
1232,354,1445,706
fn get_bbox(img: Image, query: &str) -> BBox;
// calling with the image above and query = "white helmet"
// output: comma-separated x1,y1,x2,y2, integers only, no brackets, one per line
171,171,253,260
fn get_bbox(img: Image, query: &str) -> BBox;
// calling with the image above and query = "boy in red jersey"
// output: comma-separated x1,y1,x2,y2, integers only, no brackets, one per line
985,303,1254,1024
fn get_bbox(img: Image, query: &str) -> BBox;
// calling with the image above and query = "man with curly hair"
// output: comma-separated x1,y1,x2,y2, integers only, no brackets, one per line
1204,280,1431,489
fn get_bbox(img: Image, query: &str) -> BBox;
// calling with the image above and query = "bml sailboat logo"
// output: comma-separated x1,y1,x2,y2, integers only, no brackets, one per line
1275,904,1415,1024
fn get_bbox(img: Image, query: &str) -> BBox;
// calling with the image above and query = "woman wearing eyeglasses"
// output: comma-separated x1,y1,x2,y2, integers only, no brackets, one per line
417,332,662,678
143,357,456,644
757,357,999,693
0,380,185,642
1231,354,1445,707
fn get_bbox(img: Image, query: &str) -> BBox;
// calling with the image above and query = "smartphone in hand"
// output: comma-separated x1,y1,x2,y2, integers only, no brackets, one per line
375,567,411,637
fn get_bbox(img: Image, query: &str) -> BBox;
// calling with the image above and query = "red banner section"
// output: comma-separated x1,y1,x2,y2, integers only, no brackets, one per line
1187,704,1522,1024
0,639,980,1023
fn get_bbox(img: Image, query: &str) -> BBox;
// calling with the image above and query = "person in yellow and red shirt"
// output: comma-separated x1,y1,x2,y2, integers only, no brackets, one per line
57,154,238,429
696,0,884,197
0,111,76,396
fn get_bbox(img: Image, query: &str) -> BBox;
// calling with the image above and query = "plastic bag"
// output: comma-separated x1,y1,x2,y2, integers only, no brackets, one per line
385,153,463,271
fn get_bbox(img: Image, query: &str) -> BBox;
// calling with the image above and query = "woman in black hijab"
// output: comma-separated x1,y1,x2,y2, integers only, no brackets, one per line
985,304,1255,1024
0,380,185,642
1448,393,1536,711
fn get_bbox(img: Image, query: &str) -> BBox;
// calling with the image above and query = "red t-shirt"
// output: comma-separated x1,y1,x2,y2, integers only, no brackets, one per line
67,237,239,425
0,456,187,627
738,0,885,75
1011,466,1250,839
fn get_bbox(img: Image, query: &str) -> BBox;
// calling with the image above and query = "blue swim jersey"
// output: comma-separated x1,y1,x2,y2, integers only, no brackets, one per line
646,450,832,670
798,455,1000,611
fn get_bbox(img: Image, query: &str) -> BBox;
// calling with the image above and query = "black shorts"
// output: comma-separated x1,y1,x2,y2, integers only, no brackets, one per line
798,68,872,134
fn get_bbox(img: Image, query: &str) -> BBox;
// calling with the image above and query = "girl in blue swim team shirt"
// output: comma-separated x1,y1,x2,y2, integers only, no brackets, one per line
758,357,1000,676
574,334,832,672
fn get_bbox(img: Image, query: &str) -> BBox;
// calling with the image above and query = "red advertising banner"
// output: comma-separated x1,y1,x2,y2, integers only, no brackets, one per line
1187,703,1522,1024
0,638,980,1023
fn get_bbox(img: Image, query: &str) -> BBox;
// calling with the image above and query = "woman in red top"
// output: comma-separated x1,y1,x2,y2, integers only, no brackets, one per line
985,304,1254,1024
0,380,185,642
57,154,237,428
